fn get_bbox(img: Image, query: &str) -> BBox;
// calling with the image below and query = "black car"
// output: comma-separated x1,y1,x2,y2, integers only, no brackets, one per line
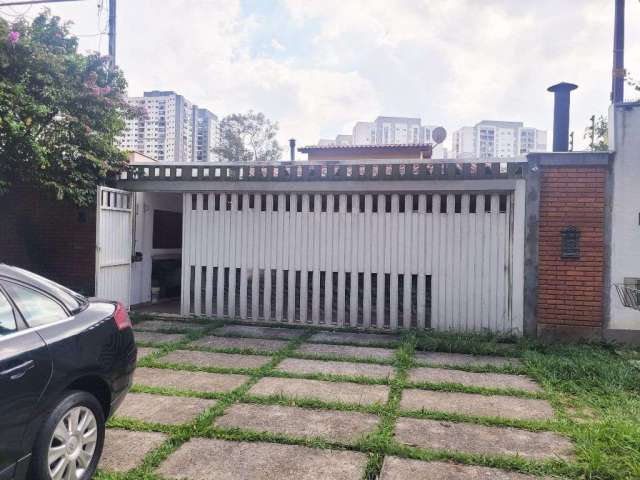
0,265,136,480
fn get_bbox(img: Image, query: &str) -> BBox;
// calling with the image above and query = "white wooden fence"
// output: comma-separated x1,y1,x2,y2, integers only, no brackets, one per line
181,190,520,332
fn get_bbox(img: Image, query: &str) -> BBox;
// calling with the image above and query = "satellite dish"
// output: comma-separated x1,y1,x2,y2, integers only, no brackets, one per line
432,127,447,145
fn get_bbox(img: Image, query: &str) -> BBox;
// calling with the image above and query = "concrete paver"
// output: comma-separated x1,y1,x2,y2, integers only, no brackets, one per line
190,335,288,353
156,438,367,480
296,343,395,361
277,358,394,380
415,352,521,368
308,332,399,346
393,418,573,461
160,350,271,369
135,331,186,345
215,403,379,444
213,325,305,339
399,389,554,420
408,367,541,392
100,429,168,472
380,457,552,480
114,392,217,425
248,377,389,406
136,347,156,361
135,320,205,332
135,367,248,393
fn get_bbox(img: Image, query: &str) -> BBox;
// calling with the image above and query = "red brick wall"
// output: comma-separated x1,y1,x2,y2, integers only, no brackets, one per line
0,184,96,295
537,166,607,337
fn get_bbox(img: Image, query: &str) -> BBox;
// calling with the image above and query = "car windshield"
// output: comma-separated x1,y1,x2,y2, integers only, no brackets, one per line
10,267,87,312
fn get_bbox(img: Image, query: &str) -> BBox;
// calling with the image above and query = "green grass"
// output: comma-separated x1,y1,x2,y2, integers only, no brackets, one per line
96,316,640,480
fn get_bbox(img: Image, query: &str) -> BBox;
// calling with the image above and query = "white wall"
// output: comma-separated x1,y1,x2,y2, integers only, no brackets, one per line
609,103,640,330
131,192,182,305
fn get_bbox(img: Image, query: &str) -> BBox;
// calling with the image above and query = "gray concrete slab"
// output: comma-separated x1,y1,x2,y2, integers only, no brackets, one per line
308,332,400,346
156,438,367,480
160,350,271,369
134,320,206,332
296,343,395,360
136,347,156,361
114,393,217,425
100,429,168,472
399,390,554,420
134,331,186,345
190,335,288,353
380,457,550,480
408,367,541,392
277,358,395,380
213,325,306,339
393,418,573,461
249,377,389,406
415,352,522,368
215,403,379,444
135,367,248,393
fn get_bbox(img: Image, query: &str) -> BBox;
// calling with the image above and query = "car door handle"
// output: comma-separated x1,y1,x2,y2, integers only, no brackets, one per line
0,360,35,380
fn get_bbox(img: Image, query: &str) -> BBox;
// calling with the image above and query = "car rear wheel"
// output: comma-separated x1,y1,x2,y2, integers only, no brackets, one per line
30,391,105,480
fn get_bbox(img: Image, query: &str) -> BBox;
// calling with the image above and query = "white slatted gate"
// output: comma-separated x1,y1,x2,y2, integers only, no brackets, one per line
181,191,519,333
95,186,133,308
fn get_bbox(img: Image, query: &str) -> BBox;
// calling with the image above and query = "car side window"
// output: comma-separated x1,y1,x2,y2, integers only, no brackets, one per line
0,290,16,336
2,282,68,328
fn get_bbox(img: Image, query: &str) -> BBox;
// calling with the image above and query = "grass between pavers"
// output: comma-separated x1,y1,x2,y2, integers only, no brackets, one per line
98,315,640,480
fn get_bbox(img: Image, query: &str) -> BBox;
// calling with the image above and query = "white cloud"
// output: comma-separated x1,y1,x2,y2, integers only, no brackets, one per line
271,38,285,51
10,0,640,152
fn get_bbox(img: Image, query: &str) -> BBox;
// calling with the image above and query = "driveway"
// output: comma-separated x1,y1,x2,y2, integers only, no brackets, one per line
97,320,573,479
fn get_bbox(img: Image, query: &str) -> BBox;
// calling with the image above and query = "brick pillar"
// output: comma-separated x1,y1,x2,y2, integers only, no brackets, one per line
537,165,608,340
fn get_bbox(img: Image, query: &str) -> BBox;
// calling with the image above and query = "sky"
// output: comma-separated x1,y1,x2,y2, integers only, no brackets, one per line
2,0,639,152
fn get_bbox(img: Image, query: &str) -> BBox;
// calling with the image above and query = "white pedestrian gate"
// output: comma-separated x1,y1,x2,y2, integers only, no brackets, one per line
181,190,522,333
95,186,133,308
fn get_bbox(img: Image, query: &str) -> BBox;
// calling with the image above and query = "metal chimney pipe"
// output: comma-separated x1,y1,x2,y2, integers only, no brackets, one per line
547,82,578,152
289,139,296,162
612,0,625,104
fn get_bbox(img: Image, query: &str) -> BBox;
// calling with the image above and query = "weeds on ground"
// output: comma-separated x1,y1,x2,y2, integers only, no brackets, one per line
97,316,640,480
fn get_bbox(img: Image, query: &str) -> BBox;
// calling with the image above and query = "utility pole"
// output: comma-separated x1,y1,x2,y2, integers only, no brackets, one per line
611,0,625,104
108,0,116,67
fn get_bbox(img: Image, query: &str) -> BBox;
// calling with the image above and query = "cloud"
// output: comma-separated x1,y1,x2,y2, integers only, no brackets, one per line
271,38,285,52
16,0,640,152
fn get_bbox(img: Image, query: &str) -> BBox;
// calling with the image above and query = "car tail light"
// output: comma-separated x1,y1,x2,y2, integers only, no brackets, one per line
113,302,132,330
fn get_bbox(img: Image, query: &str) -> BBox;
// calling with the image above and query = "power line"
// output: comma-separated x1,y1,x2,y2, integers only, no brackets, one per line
0,0,83,6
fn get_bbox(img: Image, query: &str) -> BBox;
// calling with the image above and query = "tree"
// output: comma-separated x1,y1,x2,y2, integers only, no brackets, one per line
0,11,137,206
217,111,282,162
584,115,609,152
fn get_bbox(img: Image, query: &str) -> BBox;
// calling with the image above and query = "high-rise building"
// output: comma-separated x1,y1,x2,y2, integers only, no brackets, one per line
118,91,219,162
452,121,547,160
317,116,449,159
193,108,220,162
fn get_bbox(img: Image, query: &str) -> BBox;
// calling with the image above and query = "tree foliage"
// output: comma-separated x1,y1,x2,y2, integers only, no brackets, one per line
584,115,609,152
217,111,282,162
0,11,137,206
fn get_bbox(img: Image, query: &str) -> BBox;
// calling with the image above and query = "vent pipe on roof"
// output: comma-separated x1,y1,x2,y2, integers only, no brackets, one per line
289,138,296,162
612,0,625,104
547,82,578,152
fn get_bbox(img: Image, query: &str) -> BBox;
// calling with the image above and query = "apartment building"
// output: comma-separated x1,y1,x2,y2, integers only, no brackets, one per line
319,116,448,159
452,121,547,160
118,91,219,162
